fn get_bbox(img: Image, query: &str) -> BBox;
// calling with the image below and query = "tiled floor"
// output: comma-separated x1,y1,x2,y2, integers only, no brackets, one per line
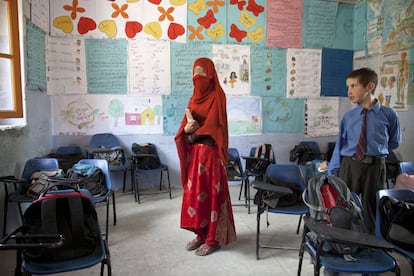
0,184,411,275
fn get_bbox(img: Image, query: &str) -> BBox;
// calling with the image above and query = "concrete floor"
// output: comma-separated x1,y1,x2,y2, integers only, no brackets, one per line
0,184,412,275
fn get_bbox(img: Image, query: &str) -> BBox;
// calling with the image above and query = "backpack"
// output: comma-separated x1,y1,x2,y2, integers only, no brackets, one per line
131,143,161,170
289,144,314,165
253,176,302,208
25,169,64,198
22,187,99,262
92,146,124,167
378,195,414,251
66,164,107,197
247,144,274,177
303,175,367,261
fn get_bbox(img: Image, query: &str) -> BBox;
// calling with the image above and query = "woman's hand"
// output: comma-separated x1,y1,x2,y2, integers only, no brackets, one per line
184,120,200,134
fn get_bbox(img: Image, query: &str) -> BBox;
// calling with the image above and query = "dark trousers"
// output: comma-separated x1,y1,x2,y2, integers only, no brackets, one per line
338,157,386,234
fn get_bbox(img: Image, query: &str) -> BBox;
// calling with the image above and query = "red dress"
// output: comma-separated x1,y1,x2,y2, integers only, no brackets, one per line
180,143,236,246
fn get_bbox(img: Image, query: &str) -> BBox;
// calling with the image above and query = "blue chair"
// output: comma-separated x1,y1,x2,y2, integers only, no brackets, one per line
399,161,414,174
130,143,171,203
0,188,111,275
87,133,129,193
376,189,414,273
1,158,59,237
228,148,250,213
252,164,307,259
77,159,117,241
297,214,399,276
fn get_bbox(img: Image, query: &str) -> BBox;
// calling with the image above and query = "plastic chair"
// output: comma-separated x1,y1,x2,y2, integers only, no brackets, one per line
240,145,276,208
0,188,111,275
87,133,129,193
77,159,117,241
297,215,399,276
130,143,171,203
228,148,250,213
399,161,414,174
376,189,414,273
1,158,59,237
251,164,307,260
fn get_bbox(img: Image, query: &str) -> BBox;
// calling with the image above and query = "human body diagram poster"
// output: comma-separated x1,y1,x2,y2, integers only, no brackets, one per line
377,50,410,111
51,95,163,135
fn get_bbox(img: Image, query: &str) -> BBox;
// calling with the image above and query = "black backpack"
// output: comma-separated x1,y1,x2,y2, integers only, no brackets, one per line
66,164,107,197
22,188,99,262
289,144,314,165
131,143,161,170
246,144,274,177
303,175,367,261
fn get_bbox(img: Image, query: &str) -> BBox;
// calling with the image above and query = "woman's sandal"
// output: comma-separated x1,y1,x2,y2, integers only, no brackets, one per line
195,244,220,256
185,239,204,251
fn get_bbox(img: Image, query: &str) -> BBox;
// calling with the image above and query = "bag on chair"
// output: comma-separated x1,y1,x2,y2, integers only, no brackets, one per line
304,175,367,261
22,186,99,262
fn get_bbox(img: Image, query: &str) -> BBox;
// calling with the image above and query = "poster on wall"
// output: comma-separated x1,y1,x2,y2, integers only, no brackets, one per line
128,40,170,96
286,48,321,98
227,96,261,135
51,95,163,135
304,97,339,137
50,0,187,42
262,96,304,133
46,36,87,95
212,44,250,96
377,50,409,111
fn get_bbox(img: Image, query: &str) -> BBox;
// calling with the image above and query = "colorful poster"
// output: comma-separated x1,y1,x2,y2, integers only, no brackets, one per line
51,95,163,135
187,0,227,44
27,21,47,92
227,96,261,135
378,50,409,111
227,0,266,45
212,44,250,96
50,0,187,42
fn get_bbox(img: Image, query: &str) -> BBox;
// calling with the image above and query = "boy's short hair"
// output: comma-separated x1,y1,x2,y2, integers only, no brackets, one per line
347,67,378,88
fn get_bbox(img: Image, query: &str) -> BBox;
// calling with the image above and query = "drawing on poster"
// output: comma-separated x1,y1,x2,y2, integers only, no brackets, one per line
305,98,339,137
59,99,106,131
227,96,261,135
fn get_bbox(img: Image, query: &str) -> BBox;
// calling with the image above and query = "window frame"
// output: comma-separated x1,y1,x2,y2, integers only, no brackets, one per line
0,0,23,118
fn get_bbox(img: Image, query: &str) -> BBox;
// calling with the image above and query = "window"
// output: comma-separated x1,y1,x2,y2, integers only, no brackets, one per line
0,0,23,118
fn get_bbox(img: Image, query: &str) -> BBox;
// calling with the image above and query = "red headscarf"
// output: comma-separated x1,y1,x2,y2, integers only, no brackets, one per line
175,57,228,186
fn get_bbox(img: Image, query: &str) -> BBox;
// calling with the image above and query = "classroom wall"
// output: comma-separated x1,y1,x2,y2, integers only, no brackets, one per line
1,0,414,234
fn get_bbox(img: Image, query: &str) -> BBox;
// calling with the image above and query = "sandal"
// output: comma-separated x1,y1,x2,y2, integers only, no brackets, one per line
185,239,204,251
195,244,220,256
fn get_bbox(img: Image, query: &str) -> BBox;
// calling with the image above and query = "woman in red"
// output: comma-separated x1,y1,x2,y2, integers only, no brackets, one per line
175,57,236,256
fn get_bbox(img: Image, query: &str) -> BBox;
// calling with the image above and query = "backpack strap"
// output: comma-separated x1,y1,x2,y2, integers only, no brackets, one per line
41,195,85,245
41,198,58,234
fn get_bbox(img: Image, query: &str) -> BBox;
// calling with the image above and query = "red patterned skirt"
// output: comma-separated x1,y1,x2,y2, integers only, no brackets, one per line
180,144,237,246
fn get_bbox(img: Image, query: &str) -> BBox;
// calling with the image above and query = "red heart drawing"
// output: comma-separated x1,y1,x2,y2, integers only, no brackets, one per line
148,0,162,5
78,17,97,35
168,23,185,40
125,21,143,38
